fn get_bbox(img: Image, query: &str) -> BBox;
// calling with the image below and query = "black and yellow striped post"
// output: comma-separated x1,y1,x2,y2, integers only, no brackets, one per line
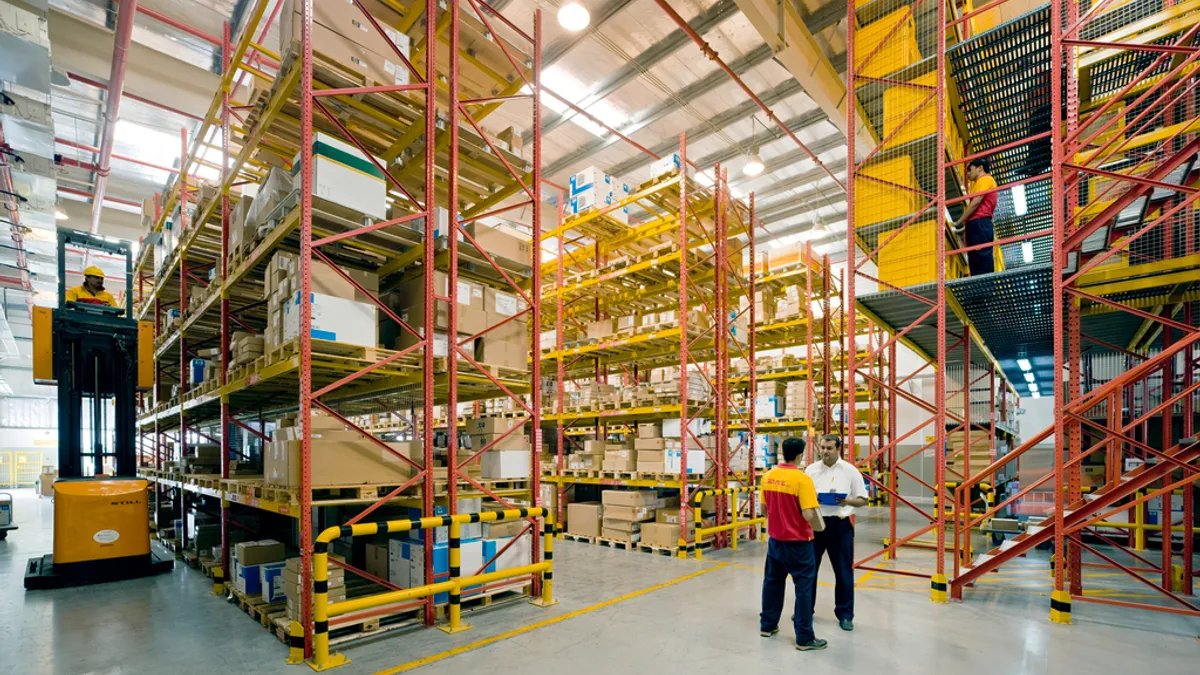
531,513,558,607
1049,590,1071,624
212,566,225,596
930,574,948,603
311,533,347,670
285,620,304,665
441,519,471,633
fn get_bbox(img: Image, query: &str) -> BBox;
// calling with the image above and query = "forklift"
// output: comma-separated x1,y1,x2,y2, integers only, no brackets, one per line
25,229,172,589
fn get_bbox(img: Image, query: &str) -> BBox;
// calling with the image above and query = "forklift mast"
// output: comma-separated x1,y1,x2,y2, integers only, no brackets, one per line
32,229,153,478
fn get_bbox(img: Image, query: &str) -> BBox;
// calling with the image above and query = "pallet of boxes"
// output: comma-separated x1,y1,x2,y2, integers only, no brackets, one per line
231,539,287,607
263,411,417,492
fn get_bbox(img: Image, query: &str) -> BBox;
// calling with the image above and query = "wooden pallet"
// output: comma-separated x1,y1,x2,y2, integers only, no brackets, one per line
597,537,638,551
636,543,680,556
562,533,596,544
231,588,286,629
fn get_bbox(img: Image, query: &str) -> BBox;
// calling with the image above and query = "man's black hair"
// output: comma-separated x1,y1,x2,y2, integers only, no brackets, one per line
782,437,806,463
967,157,991,174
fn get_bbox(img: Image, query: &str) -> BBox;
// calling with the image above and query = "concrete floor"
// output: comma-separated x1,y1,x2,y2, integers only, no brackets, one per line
1,488,1196,675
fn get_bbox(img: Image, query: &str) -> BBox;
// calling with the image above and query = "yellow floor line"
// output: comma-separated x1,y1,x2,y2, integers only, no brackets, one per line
371,564,726,674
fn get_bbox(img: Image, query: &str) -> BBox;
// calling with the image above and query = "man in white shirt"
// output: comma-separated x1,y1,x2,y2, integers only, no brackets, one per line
804,434,869,631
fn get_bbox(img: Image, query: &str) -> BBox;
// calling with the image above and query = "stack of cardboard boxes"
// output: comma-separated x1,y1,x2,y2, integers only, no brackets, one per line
640,504,697,549
754,381,785,419
260,252,380,350
774,285,804,320
467,417,531,479
264,410,416,488
600,490,657,544
280,555,346,618
230,331,265,368
602,440,636,472
567,439,607,471
634,422,666,473
232,539,286,599
183,443,221,474
784,381,810,418
566,502,602,537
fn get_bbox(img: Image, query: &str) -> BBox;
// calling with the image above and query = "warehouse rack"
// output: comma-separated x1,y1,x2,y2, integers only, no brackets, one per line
848,0,1200,621
131,0,559,659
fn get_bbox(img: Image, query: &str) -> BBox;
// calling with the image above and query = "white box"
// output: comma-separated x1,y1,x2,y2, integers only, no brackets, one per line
283,291,377,347
481,450,531,479
569,166,613,196
387,539,412,587
665,449,708,475
650,153,682,178
293,131,387,220
662,417,712,438
490,533,532,572
754,395,784,419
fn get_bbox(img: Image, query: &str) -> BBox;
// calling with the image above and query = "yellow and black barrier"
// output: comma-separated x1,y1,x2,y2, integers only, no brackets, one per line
687,487,765,560
930,573,948,603
306,506,553,670
1049,589,1071,624
212,566,225,596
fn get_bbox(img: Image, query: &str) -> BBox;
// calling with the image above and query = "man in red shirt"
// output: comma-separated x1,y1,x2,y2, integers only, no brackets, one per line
952,157,999,276
759,437,827,651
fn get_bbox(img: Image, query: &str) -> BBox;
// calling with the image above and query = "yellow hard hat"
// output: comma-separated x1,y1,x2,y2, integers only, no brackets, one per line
83,266,105,278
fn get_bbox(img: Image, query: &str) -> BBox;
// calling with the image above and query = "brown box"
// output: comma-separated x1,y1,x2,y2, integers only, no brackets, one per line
602,490,657,507
470,416,524,435
587,319,613,340
656,507,695,525
39,471,57,497
636,461,665,473
466,222,531,264
364,543,388,580
601,518,643,533
470,431,529,452
635,450,665,463
637,422,661,439
483,519,525,538
584,440,607,453
282,0,407,64
311,259,379,303
235,540,286,566
634,438,667,451
602,458,636,471
641,522,690,548
601,528,640,543
394,270,488,337
264,435,415,487
281,19,405,87
286,586,347,619
604,449,635,461
603,505,655,522
567,502,602,537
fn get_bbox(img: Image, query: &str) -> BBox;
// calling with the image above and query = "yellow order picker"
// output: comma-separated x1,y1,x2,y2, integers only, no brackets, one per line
25,229,171,590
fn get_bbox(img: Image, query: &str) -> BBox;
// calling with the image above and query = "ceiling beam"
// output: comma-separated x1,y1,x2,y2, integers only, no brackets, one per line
543,0,742,134
735,0,878,156
692,113,840,171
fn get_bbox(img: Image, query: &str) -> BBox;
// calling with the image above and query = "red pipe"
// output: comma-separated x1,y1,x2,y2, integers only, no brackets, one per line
57,137,181,175
59,186,142,208
651,0,846,190
89,0,139,234
67,72,202,122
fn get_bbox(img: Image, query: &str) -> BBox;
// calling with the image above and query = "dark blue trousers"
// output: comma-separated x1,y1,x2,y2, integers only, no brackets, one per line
965,216,995,276
810,516,855,621
760,538,816,644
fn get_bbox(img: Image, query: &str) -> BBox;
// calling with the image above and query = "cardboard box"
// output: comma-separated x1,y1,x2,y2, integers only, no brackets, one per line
602,528,640,544
601,518,643,533
364,542,389,580
466,222,531,264
261,561,288,603
602,490,657,507
635,449,665,463
481,450,531,479
233,561,262,595
264,432,415,487
470,416,524,436
636,461,665,473
393,270,488,337
634,438,667,451
603,505,655,522
602,458,635,471
470,432,529,452
282,0,408,69
235,540,286,566
483,519,526,539
281,11,410,89
655,507,695,525
587,319,613,340
637,422,661,439
604,449,635,462
292,131,388,220
567,502,602,537
584,440,607,453
282,291,377,347
641,522,688,548
286,586,347,620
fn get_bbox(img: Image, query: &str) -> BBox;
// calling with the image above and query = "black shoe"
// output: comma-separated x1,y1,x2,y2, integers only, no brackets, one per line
796,638,828,651
839,619,853,632
760,627,779,637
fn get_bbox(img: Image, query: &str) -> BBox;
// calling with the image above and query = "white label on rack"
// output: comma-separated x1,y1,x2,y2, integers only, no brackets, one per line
456,281,472,306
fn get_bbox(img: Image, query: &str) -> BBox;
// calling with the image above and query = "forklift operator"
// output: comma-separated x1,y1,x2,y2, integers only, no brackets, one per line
66,266,119,308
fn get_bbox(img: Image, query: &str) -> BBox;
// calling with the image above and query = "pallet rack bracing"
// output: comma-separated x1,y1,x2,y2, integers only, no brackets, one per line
131,0,555,658
849,0,1200,620
537,152,850,555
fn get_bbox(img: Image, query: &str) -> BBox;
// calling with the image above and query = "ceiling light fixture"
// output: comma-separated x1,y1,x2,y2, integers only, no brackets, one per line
1024,372,1035,383
1017,358,1032,371
743,116,765,177
558,3,590,31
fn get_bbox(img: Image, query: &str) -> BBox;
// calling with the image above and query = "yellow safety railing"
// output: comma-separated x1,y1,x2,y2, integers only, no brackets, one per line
688,487,765,560
300,506,554,670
